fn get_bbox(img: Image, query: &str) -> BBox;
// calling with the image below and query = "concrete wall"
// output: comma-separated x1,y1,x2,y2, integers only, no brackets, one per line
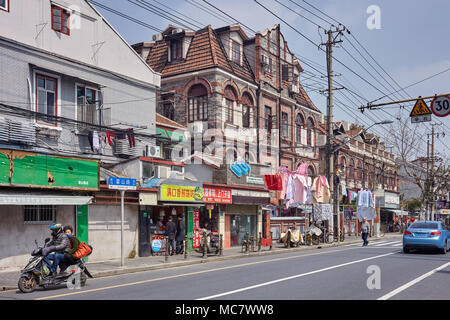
0,0,159,85
0,205,74,268
0,39,157,160
87,204,139,262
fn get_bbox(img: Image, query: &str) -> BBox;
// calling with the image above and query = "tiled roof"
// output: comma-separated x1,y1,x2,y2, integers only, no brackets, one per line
146,25,255,83
156,113,186,130
293,84,321,113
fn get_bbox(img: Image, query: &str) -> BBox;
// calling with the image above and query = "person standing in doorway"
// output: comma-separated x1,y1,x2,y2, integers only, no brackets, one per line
361,218,370,246
176,216,185,254
166,216,177,255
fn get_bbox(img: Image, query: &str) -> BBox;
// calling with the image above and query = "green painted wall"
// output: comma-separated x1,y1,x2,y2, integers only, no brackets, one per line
0,150,98,190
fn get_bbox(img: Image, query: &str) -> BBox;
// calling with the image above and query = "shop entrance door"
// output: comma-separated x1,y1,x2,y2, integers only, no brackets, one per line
138,206,154,257
229,214,256,247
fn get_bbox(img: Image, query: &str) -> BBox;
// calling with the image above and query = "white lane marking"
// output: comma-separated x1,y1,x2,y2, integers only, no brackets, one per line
377,262,450,300
197,252,396,300
391,243,403,247
372,241,401,247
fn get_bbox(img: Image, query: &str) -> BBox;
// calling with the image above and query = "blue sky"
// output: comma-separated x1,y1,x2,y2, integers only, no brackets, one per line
92,0,450,160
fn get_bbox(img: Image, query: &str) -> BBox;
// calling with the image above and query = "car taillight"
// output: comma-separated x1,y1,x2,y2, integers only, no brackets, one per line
430,231,441,236
404,230,412,235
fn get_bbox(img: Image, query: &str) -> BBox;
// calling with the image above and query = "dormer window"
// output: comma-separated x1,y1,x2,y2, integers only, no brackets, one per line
0,0,9,12
231,40,241,64
170,39,182,61
51,5,70,35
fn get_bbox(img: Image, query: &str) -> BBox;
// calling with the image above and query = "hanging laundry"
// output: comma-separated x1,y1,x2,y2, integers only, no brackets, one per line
278,167,289,200
357,189,375,221
287,174,308,207
311,176,331,204
296,163,309,176
87,131,94,151
92,131,100,152
285,175,295,205
126,128,136,148
264,174,283,191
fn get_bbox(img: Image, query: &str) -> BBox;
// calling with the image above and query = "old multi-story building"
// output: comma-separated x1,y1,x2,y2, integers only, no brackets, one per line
135,22,325,247
0,0,160,267
318,122,400,234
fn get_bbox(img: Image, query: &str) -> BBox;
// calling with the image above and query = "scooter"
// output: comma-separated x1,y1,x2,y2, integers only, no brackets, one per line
196,229,220,257
18,238,93,293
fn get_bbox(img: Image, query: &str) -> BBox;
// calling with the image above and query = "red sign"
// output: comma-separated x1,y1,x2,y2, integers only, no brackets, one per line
193,210,200,248
203,187,232,204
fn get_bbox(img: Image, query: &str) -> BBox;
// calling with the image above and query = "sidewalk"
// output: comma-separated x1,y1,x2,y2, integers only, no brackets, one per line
0,233,402,291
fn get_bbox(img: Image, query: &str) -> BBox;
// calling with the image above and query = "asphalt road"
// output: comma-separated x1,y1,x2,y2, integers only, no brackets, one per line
1,236,449,301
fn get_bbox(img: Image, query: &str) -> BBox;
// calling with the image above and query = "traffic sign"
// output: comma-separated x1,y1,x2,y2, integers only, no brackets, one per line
411,114,431,123
410,98,432,116
108,177,137,190
430,95,450,117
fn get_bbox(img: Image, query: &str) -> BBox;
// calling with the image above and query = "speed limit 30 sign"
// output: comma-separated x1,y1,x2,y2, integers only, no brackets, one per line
431,95,450,117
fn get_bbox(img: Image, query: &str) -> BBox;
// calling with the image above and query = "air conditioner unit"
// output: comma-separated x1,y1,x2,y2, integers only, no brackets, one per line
113,139,137,158
157,166,171,179
146,145,161,158
189,121,204,135
0,118,36,145
289,84,299,94
152,33,163,41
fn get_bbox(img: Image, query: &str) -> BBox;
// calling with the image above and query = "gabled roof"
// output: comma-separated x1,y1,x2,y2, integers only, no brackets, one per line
293,84,321,113
146,25,255,83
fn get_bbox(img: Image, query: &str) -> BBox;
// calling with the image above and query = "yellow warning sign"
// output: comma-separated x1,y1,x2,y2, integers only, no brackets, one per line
410,98,432,116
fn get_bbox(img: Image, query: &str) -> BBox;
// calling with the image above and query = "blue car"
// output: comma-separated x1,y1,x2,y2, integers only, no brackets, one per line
403,221,450,254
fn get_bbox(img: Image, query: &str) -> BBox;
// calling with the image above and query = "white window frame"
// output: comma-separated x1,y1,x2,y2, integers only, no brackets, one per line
33,70,61,129
0,0,9,12
75,82,102,129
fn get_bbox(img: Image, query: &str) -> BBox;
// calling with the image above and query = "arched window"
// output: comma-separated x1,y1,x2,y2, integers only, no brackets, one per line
224,86,237,123
296,114,304,143
349,159,355,180
241,92,254,128
340,157,347,177
306,117,314,146
357,160,362,180
188,84,208,122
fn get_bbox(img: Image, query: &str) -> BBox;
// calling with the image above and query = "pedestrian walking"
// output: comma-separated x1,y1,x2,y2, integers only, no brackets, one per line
361,218,370,246
166,216,177,255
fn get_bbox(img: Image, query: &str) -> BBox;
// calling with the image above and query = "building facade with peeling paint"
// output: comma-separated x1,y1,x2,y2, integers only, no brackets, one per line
0,0,160,267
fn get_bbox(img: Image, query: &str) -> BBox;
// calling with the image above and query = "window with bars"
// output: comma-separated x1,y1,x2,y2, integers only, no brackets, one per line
51,5,70,35
24,206,56,224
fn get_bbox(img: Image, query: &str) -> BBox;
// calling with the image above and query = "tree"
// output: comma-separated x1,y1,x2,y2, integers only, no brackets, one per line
385,113,450,219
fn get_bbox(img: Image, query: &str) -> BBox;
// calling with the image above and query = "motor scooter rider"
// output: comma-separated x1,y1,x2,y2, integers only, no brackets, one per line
42,223,70,277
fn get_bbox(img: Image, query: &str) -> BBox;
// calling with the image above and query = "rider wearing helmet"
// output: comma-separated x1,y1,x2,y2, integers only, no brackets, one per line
42,223,70,276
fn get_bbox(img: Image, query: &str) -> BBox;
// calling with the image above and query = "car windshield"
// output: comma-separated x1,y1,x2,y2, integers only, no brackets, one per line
409,223,438,229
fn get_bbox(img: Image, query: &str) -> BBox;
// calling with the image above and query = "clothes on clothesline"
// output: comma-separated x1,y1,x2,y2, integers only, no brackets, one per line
106,129,136,148
264,174,283,191
356,189,376,221
276,164,331,207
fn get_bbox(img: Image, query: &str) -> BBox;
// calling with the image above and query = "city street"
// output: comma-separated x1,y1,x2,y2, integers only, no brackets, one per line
1,236,449,301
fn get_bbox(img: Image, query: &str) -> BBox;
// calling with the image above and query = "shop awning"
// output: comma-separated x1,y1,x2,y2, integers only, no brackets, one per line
391,209,409,216
0,193,93,205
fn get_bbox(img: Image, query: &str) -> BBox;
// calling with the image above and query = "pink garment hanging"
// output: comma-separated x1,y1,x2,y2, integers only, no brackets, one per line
296,163,309,176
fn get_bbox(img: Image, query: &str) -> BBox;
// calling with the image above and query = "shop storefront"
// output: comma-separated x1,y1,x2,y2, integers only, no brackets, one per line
223,188,270,248
0,149,99,268
376,190,401,232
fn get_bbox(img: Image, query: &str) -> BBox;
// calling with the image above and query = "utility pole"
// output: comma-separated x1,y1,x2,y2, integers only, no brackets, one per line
322,26,344,243
429,123,443,220
426,135,430,220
